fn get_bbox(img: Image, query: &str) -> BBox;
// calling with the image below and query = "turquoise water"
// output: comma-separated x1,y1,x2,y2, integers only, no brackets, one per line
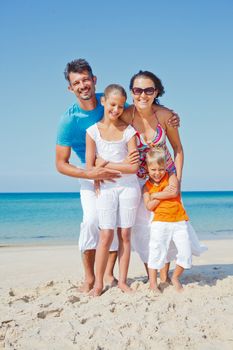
0,192,233,245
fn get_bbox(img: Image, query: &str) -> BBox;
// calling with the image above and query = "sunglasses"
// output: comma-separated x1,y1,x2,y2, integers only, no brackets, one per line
132,87,157,96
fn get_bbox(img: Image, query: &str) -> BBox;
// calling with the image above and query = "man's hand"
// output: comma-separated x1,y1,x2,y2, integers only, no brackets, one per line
167,111,180,128
86,167,121,181
124,149,139,164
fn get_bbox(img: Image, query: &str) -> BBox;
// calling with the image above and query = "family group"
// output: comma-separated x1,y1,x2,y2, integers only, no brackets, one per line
56,59,205,296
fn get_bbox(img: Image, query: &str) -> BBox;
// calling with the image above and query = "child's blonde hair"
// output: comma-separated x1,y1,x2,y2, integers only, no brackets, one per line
146,147,166,166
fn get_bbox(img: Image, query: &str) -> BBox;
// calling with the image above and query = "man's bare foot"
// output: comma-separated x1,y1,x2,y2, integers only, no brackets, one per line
88,286,103,297
77,281,94,293
118,282,133,293
104,276,118,288
171,277,184,292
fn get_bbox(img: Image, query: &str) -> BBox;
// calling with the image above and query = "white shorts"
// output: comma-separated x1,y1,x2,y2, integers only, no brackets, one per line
78,179,118,252
96,176,141,229
148,221,192,270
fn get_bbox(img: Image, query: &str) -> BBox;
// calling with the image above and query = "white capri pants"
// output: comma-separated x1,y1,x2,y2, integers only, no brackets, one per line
96,175,141,230
148,220,192,270
78,179,118,252
131,178,152,263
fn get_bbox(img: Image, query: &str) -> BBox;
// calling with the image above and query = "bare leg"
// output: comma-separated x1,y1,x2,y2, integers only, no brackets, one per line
104,251,118,286
159,262,171,283
91,229,114,296
148,268,160,292
171,264,184,292
158,262,172,292
78,249,96,293
144,262,149,277
117,227,132,293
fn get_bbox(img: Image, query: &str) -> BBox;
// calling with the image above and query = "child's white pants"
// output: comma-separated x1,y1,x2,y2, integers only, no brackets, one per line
148,220,192,269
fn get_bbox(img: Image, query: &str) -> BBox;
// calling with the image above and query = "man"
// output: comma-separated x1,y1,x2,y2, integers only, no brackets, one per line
56,59,123,292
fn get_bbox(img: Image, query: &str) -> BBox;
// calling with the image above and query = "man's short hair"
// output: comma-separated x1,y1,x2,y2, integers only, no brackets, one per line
64,59,94,82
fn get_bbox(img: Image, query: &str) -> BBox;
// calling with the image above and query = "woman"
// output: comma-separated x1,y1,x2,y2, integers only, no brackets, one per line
121,70,183,283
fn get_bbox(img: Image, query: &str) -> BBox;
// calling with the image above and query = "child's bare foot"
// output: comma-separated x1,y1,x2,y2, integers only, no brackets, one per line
88,286,103,297
171,277,184,292
118,282,133,293
104,275,118,287
77,280,94,293
149,285,161,294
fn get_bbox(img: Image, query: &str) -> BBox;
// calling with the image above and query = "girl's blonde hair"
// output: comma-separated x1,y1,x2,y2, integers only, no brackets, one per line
146,147,166,166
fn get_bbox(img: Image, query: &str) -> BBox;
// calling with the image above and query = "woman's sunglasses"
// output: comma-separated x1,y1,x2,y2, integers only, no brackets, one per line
132,87,157,96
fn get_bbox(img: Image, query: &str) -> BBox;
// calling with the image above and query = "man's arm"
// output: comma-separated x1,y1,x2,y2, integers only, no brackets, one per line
56,145,121,180
156,106,180,128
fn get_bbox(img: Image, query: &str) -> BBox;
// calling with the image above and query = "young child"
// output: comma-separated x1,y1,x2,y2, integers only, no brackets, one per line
143,147,192,292
86,84,141,296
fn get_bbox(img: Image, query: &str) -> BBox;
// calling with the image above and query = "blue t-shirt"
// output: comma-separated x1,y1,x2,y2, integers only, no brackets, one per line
56,93,104,164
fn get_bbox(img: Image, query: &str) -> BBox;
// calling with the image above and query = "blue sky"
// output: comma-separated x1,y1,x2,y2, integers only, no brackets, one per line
1,0,232,192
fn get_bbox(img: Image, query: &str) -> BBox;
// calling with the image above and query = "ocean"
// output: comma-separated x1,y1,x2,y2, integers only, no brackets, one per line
0,192,233,245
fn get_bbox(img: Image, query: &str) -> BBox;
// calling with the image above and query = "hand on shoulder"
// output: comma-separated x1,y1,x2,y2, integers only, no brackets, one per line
154,105,180,129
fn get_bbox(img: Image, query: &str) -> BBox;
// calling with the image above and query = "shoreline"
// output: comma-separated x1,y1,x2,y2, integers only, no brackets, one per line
1,235,233,249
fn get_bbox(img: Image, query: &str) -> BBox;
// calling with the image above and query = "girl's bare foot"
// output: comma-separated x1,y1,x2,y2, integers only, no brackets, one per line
104,276,118,287
171,277,184,292
118,282,133,293
88,286,103,297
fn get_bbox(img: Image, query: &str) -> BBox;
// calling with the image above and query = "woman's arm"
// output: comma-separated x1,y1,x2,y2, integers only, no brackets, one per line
143,185,160,211
158,110,184,183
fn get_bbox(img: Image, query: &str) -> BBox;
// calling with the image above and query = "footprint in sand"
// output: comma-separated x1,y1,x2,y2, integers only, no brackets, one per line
8,294,35,306
67,295,80,304
37,308,63,319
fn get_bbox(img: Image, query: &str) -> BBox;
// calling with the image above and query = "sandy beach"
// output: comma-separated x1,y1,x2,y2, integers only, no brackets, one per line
0,240,233,350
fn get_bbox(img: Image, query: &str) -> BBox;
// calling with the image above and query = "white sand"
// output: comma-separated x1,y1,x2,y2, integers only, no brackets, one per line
0,240,233,350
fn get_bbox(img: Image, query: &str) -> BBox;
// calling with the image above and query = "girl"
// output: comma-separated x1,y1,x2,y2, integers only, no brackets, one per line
86,84,141,296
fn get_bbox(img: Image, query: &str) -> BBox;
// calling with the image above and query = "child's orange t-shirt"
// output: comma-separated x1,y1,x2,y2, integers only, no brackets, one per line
145,172,189,222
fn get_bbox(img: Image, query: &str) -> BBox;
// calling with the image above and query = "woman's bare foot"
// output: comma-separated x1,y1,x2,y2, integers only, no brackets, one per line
118,282,133,293
171,277,184,292
77,280,94,293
